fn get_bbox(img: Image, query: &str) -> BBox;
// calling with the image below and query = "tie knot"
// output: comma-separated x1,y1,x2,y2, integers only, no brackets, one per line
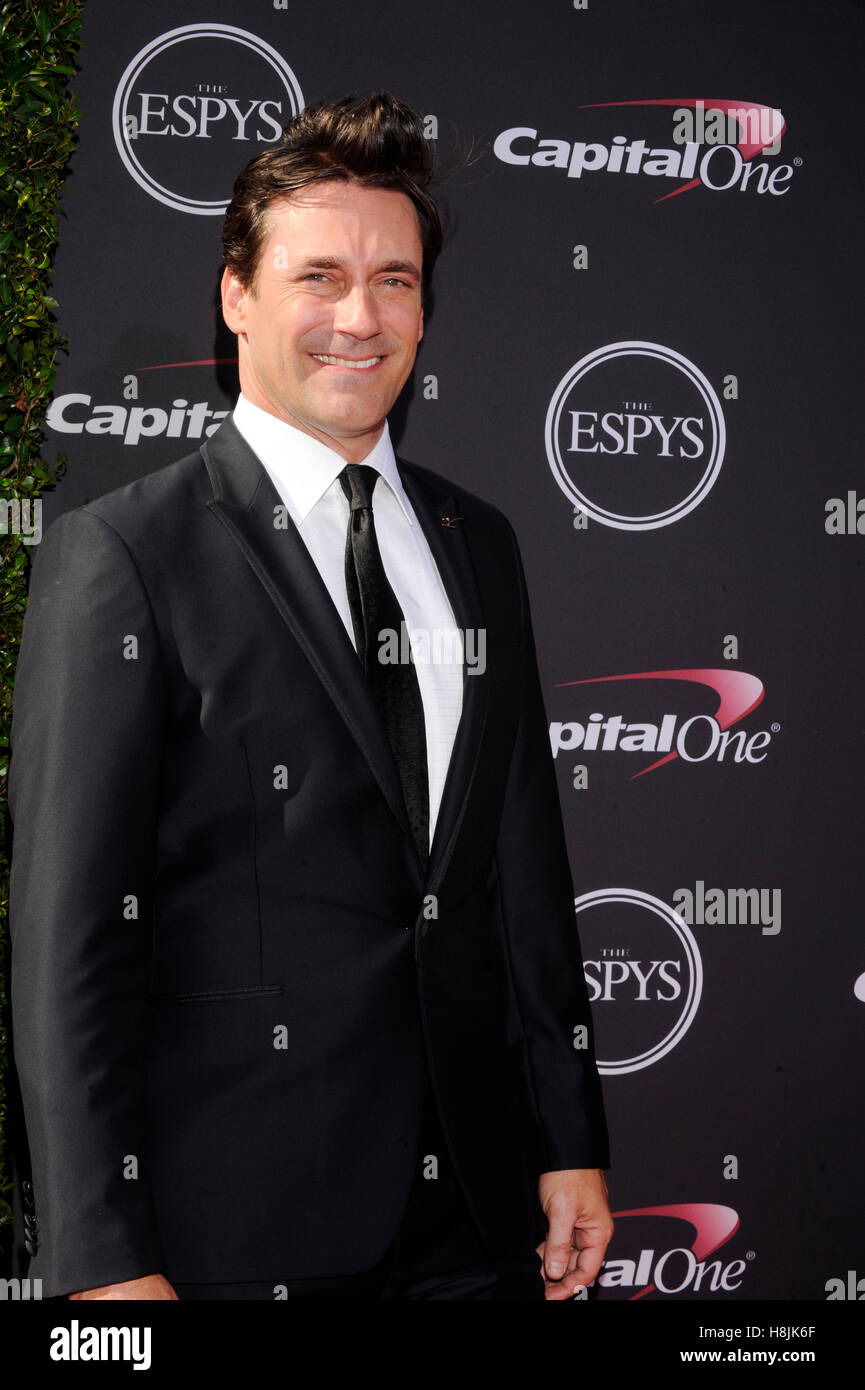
339,463,379,512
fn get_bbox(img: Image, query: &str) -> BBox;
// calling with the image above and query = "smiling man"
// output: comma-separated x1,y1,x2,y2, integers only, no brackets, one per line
9,93,611,1302
222,181,425,457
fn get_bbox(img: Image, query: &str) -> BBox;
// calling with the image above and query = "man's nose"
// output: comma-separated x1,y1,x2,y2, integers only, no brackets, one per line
332,283,382,339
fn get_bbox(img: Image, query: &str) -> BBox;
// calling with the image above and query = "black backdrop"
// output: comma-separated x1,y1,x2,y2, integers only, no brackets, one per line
30,0,865,1301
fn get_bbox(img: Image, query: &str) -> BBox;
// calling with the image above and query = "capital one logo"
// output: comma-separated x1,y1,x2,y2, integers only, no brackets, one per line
595,1204,745,1298
112,24,304,215
551,668,770,779
577,888,703,1074
494,98,794,203
545,342,725,530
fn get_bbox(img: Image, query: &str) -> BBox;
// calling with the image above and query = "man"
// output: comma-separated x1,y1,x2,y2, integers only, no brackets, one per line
9,93,611,1301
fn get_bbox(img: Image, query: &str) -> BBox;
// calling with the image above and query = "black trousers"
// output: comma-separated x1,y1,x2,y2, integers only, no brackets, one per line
174,1072,546,1301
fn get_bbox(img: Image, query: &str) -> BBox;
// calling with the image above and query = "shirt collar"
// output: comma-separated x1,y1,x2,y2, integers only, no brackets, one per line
232,393,415,525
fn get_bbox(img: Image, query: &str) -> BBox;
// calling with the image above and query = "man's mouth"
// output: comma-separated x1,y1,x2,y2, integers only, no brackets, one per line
312,354,383,370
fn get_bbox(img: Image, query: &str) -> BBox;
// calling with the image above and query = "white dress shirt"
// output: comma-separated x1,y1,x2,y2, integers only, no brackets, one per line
232,393,463,850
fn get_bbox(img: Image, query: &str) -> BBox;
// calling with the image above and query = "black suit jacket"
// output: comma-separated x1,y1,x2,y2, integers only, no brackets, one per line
8,415,608,1297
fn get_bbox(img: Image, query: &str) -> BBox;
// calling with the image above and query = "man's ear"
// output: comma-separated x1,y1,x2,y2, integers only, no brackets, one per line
417,305,424,344
221,267,247,335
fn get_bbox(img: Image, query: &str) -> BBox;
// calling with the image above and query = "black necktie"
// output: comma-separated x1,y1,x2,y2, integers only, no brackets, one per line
338,463,430,868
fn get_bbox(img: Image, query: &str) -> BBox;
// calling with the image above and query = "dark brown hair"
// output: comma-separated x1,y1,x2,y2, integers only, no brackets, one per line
222,92,442,295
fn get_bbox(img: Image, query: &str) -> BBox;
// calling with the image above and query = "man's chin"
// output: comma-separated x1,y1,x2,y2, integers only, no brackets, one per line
283,405,389,456
309,394,396,433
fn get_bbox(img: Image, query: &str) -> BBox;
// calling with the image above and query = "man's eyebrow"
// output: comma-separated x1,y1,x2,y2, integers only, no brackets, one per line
297,256,344,271
294,256,421,278
378,260,422,278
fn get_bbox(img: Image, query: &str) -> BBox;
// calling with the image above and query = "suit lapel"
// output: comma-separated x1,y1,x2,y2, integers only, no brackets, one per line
200,417,489,886
397,459,490,888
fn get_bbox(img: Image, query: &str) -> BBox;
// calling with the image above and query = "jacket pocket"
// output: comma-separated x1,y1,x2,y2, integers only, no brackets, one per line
147,983,283,1004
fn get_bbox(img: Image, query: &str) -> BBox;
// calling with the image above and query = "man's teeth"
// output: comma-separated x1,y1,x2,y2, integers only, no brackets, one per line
313,354,381,369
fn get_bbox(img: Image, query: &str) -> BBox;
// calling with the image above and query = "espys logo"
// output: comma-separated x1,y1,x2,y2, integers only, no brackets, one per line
112,24,304,214
551,669,773,779
545,342,725,530
495,98,796,202
595,1204,745,1298
576,888,703,1075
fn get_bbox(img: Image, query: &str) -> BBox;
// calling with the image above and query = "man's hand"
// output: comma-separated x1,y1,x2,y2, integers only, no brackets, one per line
68,1274,178,1300
536,1168,613,1301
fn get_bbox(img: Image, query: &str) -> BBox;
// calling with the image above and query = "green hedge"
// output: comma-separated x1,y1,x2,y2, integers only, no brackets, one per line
0,0,82,1243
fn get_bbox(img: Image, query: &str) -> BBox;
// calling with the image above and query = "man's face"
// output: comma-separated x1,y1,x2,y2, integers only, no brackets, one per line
221,180,424,462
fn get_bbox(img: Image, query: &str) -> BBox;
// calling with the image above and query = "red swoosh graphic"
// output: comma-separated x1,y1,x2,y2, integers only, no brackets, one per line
134,358,239,371
554,668,765,778
579,98,786,202
610,1202,740,1300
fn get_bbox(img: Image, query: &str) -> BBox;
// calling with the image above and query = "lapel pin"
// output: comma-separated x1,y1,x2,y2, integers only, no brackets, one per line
440,514,464,528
